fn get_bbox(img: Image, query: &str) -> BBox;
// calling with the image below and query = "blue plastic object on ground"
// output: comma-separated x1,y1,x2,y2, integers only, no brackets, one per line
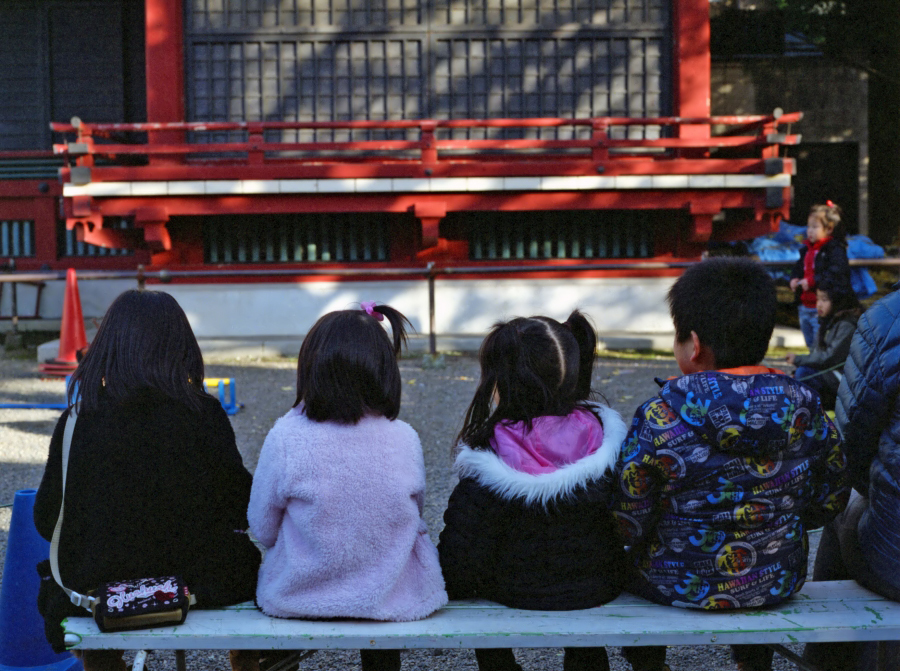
203,378,242,415
0,378,70,411
1,377,241,415
0,490,81,671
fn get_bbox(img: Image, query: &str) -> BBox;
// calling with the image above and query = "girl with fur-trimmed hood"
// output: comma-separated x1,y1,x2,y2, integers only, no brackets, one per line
438,311,629,671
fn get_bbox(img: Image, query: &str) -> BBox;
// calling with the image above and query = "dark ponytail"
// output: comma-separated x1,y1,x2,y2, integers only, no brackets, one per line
372,304,412,356
457,321,520,449
564,309,597,401
294,303,414,424
457,312,601,451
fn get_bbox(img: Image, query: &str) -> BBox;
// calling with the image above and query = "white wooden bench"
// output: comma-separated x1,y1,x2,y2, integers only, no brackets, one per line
62,581,900,671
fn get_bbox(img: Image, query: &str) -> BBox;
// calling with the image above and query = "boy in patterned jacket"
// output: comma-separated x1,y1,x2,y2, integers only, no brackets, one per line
615,258,848,671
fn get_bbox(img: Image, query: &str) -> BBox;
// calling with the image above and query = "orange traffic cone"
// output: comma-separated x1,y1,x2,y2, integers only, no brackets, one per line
39,269,88,376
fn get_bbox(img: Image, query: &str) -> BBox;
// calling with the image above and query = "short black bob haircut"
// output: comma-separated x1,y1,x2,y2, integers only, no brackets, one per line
815,279,861,349
69,289,208,413
668,257,776,370
816,279,860,316
294,303,412,424
457,310,599,450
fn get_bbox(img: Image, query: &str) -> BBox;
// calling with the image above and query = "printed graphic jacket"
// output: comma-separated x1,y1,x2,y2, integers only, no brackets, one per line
614,367,848,610
439,403,629,610
835,288,900,594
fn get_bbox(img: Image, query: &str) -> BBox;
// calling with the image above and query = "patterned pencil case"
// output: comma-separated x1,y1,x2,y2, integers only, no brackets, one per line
92,576,193,632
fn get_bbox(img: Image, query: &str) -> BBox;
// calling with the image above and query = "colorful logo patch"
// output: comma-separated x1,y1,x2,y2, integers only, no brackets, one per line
707,477,744,505
734,499,775,529
646,401,680,429
745,455,782,478
716,425,744,451
770,570,798,598
681,392,711,426
689,528,727,553
701,594,741,610
657,449,687,480
674,573,710,601
826,443,847,473
788,408,812,446
622,433,642,461
716,542,757,577
621,462,653,499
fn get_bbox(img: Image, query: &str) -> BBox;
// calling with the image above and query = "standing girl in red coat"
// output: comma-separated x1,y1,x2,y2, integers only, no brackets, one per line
789,201,851,348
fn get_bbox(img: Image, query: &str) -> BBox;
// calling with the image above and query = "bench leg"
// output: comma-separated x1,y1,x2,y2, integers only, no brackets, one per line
175,650,187,671
264,651,316,671
765,644,822,671
132,651,149,671
876,640,900,671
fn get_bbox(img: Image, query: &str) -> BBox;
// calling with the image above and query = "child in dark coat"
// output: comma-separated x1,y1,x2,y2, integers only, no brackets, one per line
439,311,628,671
615,258,849,671
787,280,861,410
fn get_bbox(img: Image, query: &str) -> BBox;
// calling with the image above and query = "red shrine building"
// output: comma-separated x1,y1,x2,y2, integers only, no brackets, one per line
0,0,797,342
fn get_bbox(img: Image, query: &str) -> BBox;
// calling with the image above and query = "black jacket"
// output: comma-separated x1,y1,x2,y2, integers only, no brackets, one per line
835,290,900,593
34,389,260,649
790,237,851,303
438,403,629,610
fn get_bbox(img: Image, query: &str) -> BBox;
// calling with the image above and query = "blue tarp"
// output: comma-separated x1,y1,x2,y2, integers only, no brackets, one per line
748,221,884,297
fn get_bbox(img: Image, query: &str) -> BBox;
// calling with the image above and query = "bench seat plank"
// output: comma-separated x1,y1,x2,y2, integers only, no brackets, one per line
63,581,900,651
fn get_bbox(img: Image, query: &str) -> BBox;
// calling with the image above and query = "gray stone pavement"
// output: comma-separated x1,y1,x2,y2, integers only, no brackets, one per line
0,352,812,670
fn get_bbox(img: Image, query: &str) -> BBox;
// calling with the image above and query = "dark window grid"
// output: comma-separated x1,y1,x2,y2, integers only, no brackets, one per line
204,218,389,263
0,220,34,257
186,11,666,131
469,217,653,260
190,0,665,29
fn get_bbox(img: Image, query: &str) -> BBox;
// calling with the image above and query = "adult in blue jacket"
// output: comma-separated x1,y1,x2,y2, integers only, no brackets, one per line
804,287,900,670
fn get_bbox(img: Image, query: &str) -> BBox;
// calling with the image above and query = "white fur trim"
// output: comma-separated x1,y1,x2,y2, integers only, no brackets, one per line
454,403,627,507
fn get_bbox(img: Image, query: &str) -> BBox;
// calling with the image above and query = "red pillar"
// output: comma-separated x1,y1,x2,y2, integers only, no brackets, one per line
145,0,185,149
672,0,710,138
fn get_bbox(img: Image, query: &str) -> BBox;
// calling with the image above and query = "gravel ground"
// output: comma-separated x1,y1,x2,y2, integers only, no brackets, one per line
0,351,811,671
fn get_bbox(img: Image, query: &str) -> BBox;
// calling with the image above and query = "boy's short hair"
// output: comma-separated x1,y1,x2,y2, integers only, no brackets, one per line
668,257,776,369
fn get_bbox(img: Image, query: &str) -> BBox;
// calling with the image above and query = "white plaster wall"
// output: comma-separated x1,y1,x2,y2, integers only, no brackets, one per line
164,281,432,338
11,276,676,340
0,279,134,322
432,277,674,334
166,277,675,337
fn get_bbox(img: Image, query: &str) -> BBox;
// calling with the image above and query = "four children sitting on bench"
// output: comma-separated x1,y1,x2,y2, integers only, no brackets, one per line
38,257,879,671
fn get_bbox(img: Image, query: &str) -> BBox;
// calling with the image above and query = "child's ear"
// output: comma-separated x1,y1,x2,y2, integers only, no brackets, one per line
690,331,702,362
690,331,718,370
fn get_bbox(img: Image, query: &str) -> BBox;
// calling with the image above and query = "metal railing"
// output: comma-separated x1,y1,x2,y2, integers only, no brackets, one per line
1,256,896,354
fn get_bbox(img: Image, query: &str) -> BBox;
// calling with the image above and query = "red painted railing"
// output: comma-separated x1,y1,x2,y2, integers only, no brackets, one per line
49,113,801,178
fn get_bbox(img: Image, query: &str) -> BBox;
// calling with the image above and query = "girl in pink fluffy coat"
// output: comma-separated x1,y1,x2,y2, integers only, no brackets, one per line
248,302,448,671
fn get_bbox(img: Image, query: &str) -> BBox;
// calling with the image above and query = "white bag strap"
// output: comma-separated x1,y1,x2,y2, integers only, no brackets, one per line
49,405,97,612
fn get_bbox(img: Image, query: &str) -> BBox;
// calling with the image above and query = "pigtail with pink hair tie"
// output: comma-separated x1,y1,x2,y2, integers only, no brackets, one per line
360,300,384,321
